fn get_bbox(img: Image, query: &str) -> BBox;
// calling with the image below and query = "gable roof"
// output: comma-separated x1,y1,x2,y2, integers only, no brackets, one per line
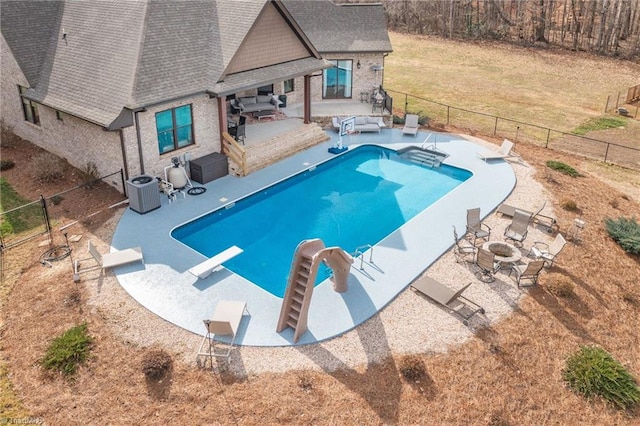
283,0,392,54
0,0,329,129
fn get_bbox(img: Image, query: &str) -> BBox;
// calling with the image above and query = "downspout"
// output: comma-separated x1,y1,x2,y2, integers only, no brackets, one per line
133,108,146,174
118,129,130,183
381,52,389,89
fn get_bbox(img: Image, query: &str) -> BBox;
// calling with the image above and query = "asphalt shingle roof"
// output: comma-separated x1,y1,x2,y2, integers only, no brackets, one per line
283,0,392,53
1,0,390,128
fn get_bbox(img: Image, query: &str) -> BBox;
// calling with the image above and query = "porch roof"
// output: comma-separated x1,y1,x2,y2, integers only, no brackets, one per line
210,57,333,97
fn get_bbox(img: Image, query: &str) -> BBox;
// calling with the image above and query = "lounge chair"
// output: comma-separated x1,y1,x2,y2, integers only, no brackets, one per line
466,208,491,245
528,233,567,267
496,201,558,233
477,139,518,161
410,276,484,325
509,260,545,288
504,209,531,246
73,240,144,282
402,114,419,137
475,248,500,282
452,226,476,263
196,300,249,368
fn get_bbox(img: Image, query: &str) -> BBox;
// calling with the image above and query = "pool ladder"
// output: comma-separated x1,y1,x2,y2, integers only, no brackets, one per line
352,244,374,270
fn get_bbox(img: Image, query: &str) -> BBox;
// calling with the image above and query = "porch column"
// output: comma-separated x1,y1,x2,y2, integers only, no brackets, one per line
303,74,311,124
217,96,228,138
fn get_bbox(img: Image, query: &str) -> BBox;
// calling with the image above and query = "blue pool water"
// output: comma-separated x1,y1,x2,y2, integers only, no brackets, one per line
172,145,470,297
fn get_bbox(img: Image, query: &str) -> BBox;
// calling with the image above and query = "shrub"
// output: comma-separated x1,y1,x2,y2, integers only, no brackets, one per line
563,345,640,409
605,217,640,255
40,322,92,377
399,355,426,382
546,160,580,177
546,276,575,298
297,373,314,392
29,152,64,183
0,120,21,148
50,195,64,205
0,159,15,171
561,199,579,212
81,161,100,189
142,349,172,380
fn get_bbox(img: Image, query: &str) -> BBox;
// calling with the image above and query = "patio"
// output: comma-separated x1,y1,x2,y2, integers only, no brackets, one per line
108,127,517,347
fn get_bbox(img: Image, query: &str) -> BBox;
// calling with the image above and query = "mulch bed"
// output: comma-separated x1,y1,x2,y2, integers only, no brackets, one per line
1,137,639,424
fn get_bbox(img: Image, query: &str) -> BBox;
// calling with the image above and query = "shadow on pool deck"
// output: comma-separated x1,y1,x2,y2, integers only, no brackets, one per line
110,128,515,346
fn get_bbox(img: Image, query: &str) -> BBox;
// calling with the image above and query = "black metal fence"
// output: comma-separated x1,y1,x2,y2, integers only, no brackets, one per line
386,89,640,170
0,170,126,251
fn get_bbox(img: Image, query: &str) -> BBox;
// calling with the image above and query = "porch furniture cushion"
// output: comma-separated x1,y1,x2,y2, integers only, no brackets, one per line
236,95,277,113
332,116,384,133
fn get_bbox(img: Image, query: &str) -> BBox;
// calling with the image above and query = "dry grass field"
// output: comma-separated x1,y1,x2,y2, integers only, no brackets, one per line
2,35,640,424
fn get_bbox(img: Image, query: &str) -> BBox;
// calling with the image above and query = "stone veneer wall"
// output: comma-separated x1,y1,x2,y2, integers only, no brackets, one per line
228,123,329,176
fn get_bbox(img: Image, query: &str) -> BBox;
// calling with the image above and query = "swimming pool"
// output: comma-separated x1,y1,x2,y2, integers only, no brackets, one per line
172,145,471,297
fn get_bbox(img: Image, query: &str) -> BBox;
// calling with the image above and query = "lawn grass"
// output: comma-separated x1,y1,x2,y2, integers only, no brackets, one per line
573,116,627,135
384,32,640,147
0,177,44,236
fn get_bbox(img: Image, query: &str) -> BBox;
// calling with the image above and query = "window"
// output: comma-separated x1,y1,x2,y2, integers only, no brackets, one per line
284,79,294,93
56,110,64,121
19,86,40,125
322,60,352,99
156,105,194,154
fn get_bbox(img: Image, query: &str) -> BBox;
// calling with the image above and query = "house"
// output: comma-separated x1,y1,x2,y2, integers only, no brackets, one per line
1,0,392,192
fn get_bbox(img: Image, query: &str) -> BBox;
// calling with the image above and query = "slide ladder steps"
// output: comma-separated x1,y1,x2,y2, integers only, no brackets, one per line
277,240,325,343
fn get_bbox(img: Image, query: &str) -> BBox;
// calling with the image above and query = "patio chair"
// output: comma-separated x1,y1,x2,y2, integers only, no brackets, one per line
73,240,143,282
504,209,531,246
528,233,567,267
475,248,500,282
477,139,518,162
196,300,249,369
232,123,246,145
411,276,484,325
402,114,419,137
509,260,545,288
453,226,476,263
466,207,491,245
497,201,558,234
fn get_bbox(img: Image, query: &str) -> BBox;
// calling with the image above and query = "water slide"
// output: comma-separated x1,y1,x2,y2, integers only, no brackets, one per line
276,239,354,343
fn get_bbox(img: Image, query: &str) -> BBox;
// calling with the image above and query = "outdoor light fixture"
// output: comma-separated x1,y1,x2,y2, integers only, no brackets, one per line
357,60,361,69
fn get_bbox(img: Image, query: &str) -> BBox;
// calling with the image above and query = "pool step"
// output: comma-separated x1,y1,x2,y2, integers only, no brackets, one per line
399,147,449,168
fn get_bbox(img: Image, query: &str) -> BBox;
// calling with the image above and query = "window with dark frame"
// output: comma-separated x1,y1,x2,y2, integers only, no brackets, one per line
56,110,64,121
155,104,194,154
19,86,40,125
284,79,294,93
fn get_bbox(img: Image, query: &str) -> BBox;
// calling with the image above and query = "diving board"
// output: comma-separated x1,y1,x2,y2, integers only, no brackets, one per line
188,246,243,279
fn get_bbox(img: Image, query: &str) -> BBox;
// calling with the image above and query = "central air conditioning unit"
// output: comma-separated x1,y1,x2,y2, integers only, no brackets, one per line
126,174,161,214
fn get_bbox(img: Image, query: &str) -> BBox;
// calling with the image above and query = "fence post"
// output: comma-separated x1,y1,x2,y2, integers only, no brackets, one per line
615,91,621,108
604,143,610,162
404,94,408,114
493,117,498,135
40,195,52,242
545,129,551,148
604,95,610,113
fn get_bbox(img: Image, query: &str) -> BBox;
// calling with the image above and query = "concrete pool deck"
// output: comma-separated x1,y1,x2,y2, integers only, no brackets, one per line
110,128,515,346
